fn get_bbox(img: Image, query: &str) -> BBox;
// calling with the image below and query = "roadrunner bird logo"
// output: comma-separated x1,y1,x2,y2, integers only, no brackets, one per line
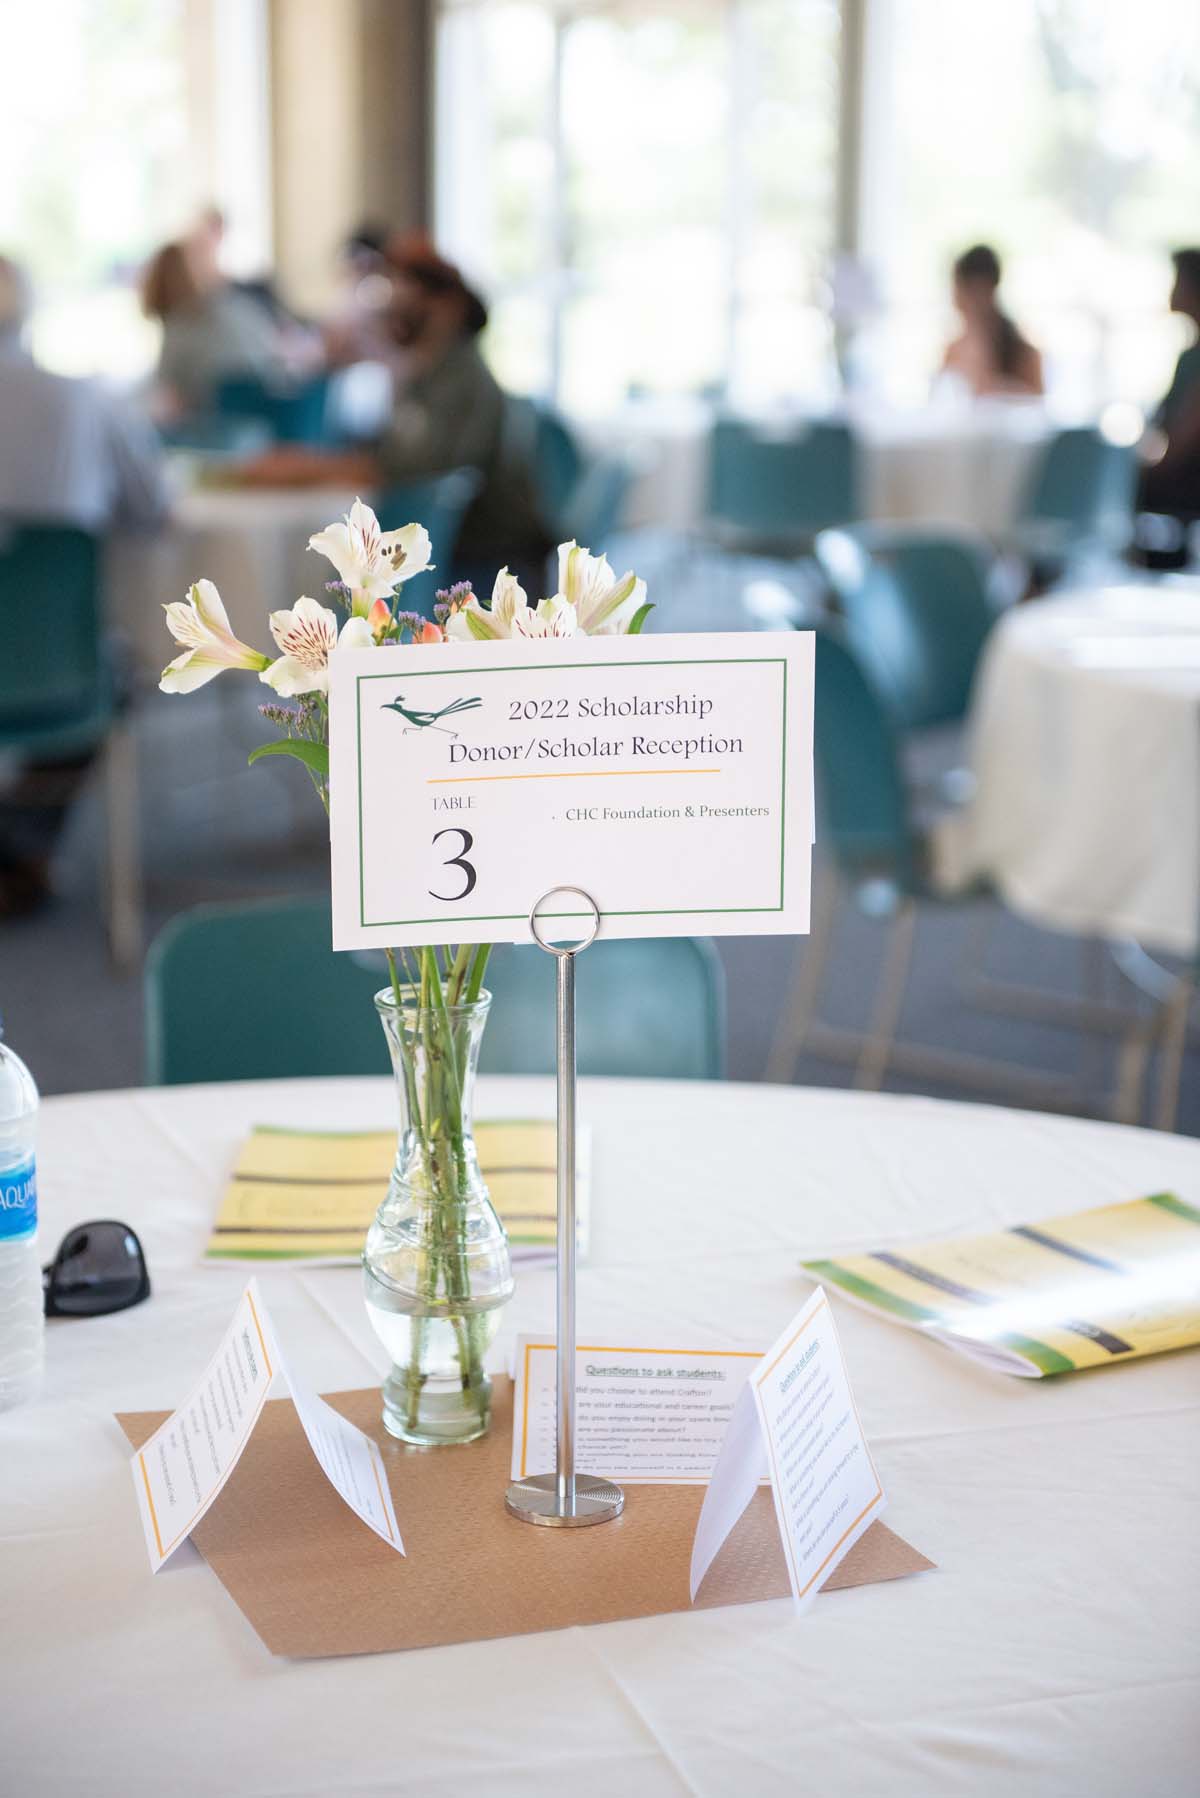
381,693,483,739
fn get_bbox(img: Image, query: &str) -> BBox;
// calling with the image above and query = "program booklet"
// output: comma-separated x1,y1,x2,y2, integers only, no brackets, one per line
205,1121,588,1267
804,1193,1200,1377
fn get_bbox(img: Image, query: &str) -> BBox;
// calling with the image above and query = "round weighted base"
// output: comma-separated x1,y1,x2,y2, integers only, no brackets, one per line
504,1472,624,1527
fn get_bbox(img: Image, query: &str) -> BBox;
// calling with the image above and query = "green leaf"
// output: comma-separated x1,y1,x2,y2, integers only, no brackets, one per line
466,606,498,641
248,739,329,777
626,602,654,635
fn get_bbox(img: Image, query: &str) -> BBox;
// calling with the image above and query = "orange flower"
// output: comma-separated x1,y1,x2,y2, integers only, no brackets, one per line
417,619,444,643
368,598,392,640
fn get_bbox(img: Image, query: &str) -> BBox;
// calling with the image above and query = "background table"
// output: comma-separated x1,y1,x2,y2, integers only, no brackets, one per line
109,483,360,677
6,1075,1197,1796
942,584,1200,957
597,398,1047,535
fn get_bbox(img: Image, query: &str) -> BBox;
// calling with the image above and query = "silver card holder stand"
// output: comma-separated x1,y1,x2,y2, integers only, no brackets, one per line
504,887,624,1528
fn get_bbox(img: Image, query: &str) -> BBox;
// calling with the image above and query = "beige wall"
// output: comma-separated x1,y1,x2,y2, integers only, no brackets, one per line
269,0,430,313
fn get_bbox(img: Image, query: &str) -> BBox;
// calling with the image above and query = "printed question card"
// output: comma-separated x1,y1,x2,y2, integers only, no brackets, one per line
510,1337,765,1483
328,631,814,948
130,1280,401,1571
691,1288,885,1613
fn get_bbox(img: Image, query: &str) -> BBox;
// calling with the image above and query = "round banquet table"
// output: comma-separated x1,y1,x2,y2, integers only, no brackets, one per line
939,584,1200,958
108,483,361,678
5,1075,1198,1797
594,398,1047,536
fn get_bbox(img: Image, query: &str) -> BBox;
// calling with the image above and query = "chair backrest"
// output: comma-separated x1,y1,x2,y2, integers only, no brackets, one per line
559,455,633,555
811,625,919,891
215,374,332,445
531,404,586,528
815,526,995,730
0,524,101,725
707,417,859,537
371,468,483,617
145,897,391,1085
478,937,726,1080
146,898,726,1084
1020,426,1136,536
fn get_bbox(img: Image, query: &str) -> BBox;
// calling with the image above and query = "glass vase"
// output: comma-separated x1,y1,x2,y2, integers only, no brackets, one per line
363,984,513,1445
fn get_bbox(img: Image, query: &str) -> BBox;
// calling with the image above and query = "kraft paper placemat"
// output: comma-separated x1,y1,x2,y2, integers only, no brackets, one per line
118,1378,933,1659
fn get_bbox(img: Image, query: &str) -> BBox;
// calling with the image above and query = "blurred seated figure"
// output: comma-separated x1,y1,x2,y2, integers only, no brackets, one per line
0,257,165,531
0,255,166,917
379,235,549,582
939,244,1044,399
239,238,549,587
322,222,399,369
1137,247,1200,528
141,239,295,420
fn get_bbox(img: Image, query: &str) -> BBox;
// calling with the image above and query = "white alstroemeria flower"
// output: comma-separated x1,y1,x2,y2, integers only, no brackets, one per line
555,541,645,634
160,580,269,693
445,571,579,641
511,592,579,638
260,597,375,696
308,497,433,616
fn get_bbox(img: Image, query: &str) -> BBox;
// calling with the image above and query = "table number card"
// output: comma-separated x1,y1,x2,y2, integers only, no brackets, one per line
130,1280,402,1572
328,631,814,949
691,1287,886,1614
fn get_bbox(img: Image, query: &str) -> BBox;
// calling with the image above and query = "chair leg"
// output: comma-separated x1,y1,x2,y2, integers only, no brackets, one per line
1112,1007,1155,1126
854,900,917,1091
103,722,142,971
765,864,838,1082
1153,974,1194,1133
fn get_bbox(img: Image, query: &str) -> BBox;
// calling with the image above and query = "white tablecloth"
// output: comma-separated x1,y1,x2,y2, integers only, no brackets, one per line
599,400,1047,536
942,584,1200,957
109,484,361,678
5,1075,1197,1796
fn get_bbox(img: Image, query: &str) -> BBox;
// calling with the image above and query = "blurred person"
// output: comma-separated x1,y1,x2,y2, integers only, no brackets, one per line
1137,247,1200,526
240,238,549,587
940,244,1044,399
187,205,307,333
323,222,400,369
140,239,293,418
0,255,166,917
378,234,549,584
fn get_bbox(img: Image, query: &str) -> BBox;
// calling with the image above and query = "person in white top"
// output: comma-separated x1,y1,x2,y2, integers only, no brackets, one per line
0,255,167,916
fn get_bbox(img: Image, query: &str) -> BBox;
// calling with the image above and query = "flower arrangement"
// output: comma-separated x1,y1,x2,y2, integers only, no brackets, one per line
161,498,651,1443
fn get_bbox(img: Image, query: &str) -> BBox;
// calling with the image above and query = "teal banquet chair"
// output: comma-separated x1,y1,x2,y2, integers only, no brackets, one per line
814,525,998,731
371,467,482,618
215,373,332,445
1009,425,1136,568
705,416,860,553
765,626,1078,1107
146,897,726,1085
0,522,140,964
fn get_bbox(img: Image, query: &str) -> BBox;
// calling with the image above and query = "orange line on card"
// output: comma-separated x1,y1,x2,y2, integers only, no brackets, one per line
245,1286,274,1380
755,1296,827,1388
520,1342,534,1479
368,1450,395,1542
426,768,720,785
138,1453,164,1559
799,1490,883,1599
527,1343,762,1359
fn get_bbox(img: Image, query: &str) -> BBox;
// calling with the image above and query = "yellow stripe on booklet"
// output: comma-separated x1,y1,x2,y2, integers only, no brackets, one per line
206,1122,585,1266
805,1194,1200,1377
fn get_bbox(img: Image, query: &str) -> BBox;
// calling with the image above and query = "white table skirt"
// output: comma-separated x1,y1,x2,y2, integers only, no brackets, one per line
596,400,1046,536
5,1075,1197,1797
940,585,1200,957
108,484,361,679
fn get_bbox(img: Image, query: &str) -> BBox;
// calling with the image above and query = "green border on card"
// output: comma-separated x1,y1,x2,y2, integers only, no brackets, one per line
353,657,793,930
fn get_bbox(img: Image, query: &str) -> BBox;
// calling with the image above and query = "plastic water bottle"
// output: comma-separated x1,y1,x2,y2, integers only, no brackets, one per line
0,1031,42,1410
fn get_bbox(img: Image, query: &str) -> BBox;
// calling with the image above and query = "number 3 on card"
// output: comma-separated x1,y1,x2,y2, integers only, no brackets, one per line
428,828,478,902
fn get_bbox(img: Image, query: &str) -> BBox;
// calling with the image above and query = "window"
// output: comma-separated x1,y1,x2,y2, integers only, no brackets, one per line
858,0,1200,410
0,0,271,380
435,0,840,414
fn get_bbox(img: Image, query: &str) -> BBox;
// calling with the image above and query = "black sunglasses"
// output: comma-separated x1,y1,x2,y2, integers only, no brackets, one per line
43,1220,151,1318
